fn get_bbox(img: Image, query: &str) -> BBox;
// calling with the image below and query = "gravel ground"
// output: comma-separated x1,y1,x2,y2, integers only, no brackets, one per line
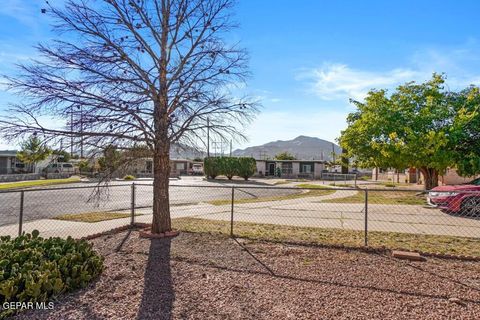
14,230,480,320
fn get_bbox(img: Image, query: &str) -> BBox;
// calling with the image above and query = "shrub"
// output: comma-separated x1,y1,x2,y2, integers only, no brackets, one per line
123,175,136,180
203,157,221,179
0,231,104,318
217,157,239,180
237,157,256,180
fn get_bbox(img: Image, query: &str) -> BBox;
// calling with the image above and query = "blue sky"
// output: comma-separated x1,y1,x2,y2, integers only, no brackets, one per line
2,0,480,150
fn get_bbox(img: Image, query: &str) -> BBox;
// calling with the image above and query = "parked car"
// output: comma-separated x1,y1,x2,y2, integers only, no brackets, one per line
190,163,204,175
427,178,480,214
43,162,76,175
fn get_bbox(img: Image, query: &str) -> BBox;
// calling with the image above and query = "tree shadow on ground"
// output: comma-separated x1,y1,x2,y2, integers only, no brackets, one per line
224,238,480,305
136,238,174,320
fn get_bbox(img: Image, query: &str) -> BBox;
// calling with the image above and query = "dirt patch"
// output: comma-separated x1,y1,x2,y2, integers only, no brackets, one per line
14,230,480,319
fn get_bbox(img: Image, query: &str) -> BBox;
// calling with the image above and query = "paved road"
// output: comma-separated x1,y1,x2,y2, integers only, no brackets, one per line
0,179,299,226
2,187,479,240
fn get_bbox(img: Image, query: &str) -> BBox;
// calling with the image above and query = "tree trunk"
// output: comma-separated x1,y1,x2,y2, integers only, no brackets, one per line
151,140,172,233
420,167,439,190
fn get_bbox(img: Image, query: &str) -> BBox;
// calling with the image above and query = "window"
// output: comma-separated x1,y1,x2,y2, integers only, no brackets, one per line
281,163,292,175
62,163,73,168
301,164,312,173
176,163,184,170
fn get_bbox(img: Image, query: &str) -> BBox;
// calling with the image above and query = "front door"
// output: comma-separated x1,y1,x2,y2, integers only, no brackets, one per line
268,163,275,176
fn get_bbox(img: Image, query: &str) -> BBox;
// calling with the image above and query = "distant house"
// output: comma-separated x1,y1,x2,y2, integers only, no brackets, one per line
133,158,203,177
0,150,20,174
255,159,325,179
372,167,480,185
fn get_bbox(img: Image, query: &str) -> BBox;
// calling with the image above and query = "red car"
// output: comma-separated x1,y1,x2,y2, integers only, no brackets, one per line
427,178,480,214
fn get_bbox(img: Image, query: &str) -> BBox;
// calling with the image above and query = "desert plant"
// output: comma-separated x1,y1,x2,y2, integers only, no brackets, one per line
237,157,257,180
0,231,103,318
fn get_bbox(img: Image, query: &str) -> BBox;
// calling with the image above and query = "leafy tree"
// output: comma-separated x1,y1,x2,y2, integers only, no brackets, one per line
237,157,256,180
78,160,93,173
0,0,258,234
275,152,296,160
339,74,456,189
52,149,71,162
98,146,123,174
16,136,51,173
449,87,480,176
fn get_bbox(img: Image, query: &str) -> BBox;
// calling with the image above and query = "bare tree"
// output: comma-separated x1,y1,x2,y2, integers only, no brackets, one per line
0,0,258,234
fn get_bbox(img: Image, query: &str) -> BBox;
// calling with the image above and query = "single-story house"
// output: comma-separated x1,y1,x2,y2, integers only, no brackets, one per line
255,159,326,179
372,167,480,185
0,150,23,174
133,158,203,177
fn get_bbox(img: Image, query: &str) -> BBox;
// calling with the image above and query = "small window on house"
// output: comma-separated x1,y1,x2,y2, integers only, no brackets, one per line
302,164,312,173
281,163,292,175
176,163,184,170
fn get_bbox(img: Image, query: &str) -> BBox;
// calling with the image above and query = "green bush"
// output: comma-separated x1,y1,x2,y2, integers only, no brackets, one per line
123,175,136,180
217,157,239,180
204,157,221,179
0,231,104,318
237,157,256,180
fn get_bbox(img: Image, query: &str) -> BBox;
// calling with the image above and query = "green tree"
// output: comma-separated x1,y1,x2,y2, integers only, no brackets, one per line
237,157,256,180
275,152,296,160
449,86,480,176
97,146,123,174
339,74,455,189
16,136,51,173
52,149,71,162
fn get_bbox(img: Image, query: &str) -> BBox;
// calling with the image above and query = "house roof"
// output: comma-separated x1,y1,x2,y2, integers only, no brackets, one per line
0,150,17,157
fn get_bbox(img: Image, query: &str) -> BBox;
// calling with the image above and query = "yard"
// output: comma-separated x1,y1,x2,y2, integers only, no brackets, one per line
13,230,480,320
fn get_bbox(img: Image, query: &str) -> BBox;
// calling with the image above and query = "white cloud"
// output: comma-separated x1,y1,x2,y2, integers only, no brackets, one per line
301,43,480,101
301,63,424,101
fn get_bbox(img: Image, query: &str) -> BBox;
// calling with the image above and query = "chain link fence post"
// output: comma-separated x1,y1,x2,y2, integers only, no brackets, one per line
364,188,368,246
130,183,136,227
230,186,235,237
18,190,25,236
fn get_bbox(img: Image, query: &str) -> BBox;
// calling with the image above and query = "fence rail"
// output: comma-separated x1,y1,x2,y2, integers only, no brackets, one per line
0,183,479,257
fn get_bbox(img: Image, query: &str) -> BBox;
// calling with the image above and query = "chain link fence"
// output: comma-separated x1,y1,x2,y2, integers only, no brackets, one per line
1,184,479,257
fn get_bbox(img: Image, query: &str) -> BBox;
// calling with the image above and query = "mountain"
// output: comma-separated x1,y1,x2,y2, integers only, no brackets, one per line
170,143,206,159
232,136,341,161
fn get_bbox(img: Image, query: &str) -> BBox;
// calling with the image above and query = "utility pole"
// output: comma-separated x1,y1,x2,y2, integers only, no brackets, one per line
229,140,232,157
207,117,210,157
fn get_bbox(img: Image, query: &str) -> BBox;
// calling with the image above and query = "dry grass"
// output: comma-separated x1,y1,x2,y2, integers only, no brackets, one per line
172,217,480,257
0,177,81,190
54,211,142,223
322,190,426,205
207,188,336,205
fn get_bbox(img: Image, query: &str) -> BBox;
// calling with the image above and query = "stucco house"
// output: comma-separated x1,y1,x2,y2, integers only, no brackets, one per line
0,150,21,174
254,159,326,179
